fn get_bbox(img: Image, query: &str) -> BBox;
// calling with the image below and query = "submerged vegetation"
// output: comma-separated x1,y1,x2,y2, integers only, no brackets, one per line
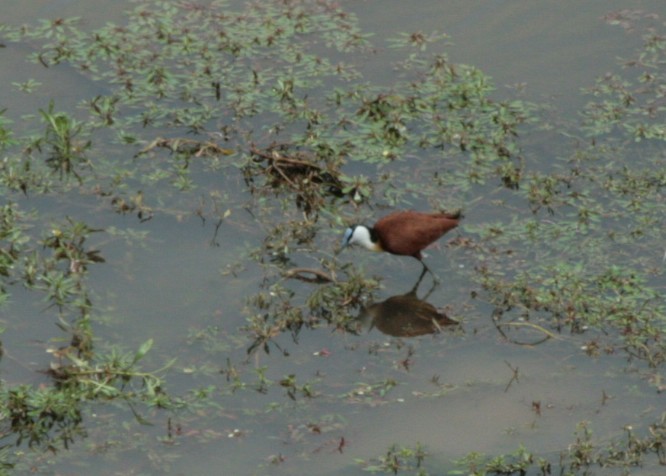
0,1,663,473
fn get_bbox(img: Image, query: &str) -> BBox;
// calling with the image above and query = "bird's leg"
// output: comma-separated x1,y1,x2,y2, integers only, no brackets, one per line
421,259,441,288
410,264,429,294
411,260,440,295
421,268,439,300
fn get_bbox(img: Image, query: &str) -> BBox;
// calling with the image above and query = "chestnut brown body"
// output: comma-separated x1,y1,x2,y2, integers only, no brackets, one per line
371,211,460,259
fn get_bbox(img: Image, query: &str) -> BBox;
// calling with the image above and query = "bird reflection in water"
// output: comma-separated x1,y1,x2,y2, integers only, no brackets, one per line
359,273,459,337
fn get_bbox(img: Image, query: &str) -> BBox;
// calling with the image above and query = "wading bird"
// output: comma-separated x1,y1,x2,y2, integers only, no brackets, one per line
341,210,461,282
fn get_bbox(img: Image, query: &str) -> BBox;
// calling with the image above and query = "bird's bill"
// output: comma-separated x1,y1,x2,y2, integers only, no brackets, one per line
341,227,353,248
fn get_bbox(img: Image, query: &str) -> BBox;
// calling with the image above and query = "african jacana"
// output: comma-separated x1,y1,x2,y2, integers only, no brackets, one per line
341,210,461,281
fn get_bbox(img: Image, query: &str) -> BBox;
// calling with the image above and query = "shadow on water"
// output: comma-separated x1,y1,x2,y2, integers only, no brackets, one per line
358,273,459,338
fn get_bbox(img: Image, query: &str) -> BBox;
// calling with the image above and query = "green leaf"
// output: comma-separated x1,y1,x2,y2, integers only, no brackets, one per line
132,338,153,364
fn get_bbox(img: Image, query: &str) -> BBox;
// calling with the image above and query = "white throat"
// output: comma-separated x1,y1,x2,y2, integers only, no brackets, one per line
350,226,381,252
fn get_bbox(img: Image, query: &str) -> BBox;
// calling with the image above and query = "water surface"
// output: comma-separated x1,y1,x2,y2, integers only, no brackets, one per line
2,1,665,474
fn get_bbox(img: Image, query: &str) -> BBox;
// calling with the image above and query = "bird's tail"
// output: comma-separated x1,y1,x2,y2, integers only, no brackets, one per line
439,209,464,220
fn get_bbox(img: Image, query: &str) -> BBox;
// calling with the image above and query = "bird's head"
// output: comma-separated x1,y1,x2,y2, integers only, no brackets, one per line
341,225,381,252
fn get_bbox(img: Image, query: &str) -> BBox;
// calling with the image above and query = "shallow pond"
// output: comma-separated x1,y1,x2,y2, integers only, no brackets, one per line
1,1,665,474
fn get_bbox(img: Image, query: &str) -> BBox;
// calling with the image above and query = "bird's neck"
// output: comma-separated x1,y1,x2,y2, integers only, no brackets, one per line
356,226,383,252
